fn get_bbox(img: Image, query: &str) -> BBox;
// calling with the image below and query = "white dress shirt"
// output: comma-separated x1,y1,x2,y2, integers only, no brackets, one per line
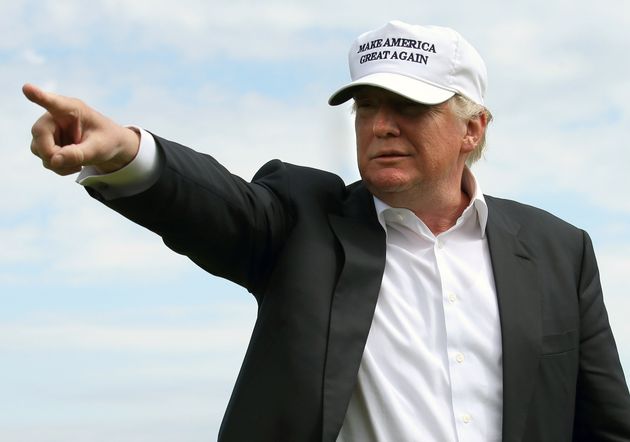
337,170,503,442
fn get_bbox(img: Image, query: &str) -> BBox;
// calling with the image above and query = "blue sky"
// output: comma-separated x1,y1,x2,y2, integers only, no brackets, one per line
2,1,630,440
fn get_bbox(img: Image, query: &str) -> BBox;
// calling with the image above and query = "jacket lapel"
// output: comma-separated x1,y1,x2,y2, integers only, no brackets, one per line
322,183,386,442
485,197,542,442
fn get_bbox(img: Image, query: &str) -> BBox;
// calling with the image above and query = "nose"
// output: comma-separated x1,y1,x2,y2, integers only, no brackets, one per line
372,105,400,138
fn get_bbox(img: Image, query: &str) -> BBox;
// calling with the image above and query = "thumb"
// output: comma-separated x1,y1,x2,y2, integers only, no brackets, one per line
22,83,76,116
51,143,86,168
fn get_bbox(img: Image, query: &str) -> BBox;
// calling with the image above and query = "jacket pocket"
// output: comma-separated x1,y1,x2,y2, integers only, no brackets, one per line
541,329,578,356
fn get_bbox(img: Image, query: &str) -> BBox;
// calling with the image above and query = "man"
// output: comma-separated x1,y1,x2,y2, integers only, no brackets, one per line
25,20,630,442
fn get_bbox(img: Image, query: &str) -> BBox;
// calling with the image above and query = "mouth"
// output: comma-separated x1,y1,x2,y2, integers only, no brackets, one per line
372,151,411,160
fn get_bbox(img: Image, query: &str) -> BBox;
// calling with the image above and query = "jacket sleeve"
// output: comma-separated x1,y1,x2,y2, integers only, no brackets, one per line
573,230,630,441
86,135,295,299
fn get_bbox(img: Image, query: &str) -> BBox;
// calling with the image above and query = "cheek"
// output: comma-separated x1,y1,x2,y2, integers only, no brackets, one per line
355,126,371,165
356,146,369,178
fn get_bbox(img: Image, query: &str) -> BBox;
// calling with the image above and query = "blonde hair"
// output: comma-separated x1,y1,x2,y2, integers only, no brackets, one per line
447,94,493,166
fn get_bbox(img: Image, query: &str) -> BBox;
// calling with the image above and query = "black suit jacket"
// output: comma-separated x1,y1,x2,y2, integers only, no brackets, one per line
90,136,630,442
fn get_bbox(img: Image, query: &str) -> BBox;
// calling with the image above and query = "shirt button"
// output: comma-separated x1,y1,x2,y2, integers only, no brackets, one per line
462,414,472,424
436,239,444,249
396,213,404,222
447,292,457,304
455,353,465,363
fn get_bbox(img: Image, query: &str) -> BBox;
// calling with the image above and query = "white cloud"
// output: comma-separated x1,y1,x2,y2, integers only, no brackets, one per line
0,321,250,353
21,49,46,65
598,246,630,372
0,198,192,285
0,225,43,264
3,0,630,62
0,301,256,439
47,206,190,282
0,300,256,351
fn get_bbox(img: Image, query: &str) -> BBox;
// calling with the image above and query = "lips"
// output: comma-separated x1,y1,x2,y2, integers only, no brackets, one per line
372,151,410,159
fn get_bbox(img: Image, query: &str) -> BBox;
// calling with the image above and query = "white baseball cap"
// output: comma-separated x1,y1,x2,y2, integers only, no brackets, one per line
328,20,487,106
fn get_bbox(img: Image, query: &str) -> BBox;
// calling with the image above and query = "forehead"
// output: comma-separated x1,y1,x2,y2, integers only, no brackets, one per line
352,86,426,104
352,86,451,115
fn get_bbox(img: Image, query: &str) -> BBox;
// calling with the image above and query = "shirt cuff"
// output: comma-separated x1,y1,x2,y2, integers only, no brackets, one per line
76,126,162,200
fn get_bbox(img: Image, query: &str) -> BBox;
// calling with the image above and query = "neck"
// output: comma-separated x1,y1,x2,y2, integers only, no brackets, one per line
413,188,470,235
374,168,472,236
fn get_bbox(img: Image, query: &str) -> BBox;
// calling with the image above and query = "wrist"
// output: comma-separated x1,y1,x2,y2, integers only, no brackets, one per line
95,127,140,174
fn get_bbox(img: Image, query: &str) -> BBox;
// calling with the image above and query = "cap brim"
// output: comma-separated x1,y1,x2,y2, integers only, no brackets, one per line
328,72,455,106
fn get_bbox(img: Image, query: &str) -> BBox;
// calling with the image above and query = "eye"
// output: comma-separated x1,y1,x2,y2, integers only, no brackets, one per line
354,99,374,108
353,99,377,114
397,101,430,117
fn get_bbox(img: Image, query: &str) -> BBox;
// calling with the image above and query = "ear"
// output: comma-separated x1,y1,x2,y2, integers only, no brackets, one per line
462,112,488,153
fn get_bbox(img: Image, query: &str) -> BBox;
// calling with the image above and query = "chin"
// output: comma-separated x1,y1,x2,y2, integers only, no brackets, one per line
364,171,413,195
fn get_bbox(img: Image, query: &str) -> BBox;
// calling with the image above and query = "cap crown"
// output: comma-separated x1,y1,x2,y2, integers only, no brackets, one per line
329,21,487,106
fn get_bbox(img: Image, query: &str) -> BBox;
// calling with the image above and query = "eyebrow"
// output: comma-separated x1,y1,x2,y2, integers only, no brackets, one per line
352,92,372,101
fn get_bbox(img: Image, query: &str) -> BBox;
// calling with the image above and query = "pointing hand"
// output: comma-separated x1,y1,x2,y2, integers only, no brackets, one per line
23,83,140,176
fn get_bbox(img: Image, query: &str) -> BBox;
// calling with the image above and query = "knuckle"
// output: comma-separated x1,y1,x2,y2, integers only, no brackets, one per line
31,140,54,159
68,146,85,165
31,115,54,138
30,141,40,157
67,98,84,117
30,121,44,137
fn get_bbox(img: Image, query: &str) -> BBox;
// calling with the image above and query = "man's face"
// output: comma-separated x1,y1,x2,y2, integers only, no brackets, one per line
354,87,470,202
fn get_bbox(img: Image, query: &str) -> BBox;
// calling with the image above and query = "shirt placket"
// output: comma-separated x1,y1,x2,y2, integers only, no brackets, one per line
435,232,476,442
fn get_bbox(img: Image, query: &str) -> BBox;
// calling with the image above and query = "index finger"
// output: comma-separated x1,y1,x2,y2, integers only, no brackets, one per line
22,83,75,116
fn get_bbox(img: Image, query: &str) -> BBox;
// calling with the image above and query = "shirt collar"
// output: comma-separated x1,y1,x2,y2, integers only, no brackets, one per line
372,167,488,238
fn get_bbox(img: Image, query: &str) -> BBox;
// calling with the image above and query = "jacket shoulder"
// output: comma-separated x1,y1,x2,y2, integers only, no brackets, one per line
253,159,357,209
484,194,583,234
254,159,348,190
